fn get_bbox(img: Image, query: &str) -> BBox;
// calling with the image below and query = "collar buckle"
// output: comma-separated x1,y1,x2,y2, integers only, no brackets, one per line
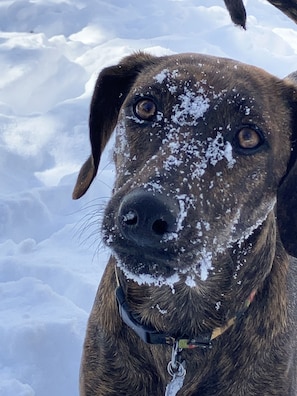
177,337,212,349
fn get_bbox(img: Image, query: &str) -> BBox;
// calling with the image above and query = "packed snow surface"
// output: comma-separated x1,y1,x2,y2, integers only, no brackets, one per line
1,0,297,395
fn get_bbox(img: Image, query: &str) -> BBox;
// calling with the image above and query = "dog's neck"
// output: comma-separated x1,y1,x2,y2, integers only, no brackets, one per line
115,265,257,349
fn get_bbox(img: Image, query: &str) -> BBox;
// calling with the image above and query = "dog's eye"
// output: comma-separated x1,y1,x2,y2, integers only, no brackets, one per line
236,127,264,151
134,98,157,121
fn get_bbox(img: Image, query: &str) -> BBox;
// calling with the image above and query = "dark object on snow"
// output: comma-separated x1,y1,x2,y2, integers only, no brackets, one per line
224,0,247,29
224,0,297,28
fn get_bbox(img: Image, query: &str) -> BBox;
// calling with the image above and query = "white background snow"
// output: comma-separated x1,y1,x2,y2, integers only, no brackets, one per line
1,0,297,395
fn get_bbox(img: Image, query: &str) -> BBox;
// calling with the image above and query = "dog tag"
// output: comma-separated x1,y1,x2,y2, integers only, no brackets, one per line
165,366,186,396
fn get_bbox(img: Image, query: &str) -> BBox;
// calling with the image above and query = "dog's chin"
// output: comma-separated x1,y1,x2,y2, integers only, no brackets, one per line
114,250,176,277
112,247,211,288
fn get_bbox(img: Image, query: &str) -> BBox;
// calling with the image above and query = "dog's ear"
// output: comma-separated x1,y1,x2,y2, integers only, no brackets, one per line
72,52,157,199
277,76,297,257
277,158,297,257
223,0,246,29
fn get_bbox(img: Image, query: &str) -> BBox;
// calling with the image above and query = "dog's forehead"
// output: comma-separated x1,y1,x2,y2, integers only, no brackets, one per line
134,54,276,99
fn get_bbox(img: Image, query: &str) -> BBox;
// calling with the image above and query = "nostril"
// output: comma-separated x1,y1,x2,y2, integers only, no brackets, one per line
152,219,168,235
122,211,168,235
122,210,138,226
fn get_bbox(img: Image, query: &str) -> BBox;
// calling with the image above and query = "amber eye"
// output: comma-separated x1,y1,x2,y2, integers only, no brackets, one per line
236,127,264,151
134,98,157,121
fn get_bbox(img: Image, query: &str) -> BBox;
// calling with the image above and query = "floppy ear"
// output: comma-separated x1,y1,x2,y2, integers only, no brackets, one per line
277,76,297,257
72,52,157,199
277,158,297,257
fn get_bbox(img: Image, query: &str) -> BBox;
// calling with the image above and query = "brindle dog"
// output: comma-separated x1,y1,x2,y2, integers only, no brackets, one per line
73,52,297,395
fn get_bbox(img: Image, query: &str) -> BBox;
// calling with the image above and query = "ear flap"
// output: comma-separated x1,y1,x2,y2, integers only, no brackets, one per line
277,159,297,257
223,0,246,29
72,52,157,199
72,156,96,200
277,75,297,257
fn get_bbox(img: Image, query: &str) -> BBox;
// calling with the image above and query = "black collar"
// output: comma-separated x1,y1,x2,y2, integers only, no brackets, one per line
115,282,256,350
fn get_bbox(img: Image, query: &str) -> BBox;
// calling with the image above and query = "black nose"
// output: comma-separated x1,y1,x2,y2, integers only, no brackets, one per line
118,190,178,247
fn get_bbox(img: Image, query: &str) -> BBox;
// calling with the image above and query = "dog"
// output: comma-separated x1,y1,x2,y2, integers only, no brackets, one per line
73,52,297,395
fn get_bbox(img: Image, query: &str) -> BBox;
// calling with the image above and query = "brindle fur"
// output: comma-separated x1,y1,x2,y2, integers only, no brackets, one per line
73,52,297,395
224,0,297,28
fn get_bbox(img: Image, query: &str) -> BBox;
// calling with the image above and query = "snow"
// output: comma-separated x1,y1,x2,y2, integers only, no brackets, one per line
171,87,210,126
116,253,180,293
1,0,297,395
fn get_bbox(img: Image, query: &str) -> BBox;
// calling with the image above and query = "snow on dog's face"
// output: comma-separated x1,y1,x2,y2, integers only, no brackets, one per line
73,53,295,287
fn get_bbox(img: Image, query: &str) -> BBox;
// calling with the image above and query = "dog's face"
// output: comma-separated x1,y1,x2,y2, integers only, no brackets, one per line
73,53,297,286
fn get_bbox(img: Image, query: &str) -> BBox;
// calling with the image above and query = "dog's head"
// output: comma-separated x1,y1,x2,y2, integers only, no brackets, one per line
73,52,297,286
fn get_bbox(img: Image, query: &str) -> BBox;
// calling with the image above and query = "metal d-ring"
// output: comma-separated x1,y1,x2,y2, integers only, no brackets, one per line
167,341,186,378
167,359,186,378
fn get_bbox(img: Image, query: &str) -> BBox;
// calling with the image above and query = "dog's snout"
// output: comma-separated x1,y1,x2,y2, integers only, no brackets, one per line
118,190,177,247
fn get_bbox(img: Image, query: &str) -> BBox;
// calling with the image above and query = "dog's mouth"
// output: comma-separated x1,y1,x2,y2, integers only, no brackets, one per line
109,241,217,289
113,248,179,284
104,230,183,276
112,246,201,288
103,223,215,287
